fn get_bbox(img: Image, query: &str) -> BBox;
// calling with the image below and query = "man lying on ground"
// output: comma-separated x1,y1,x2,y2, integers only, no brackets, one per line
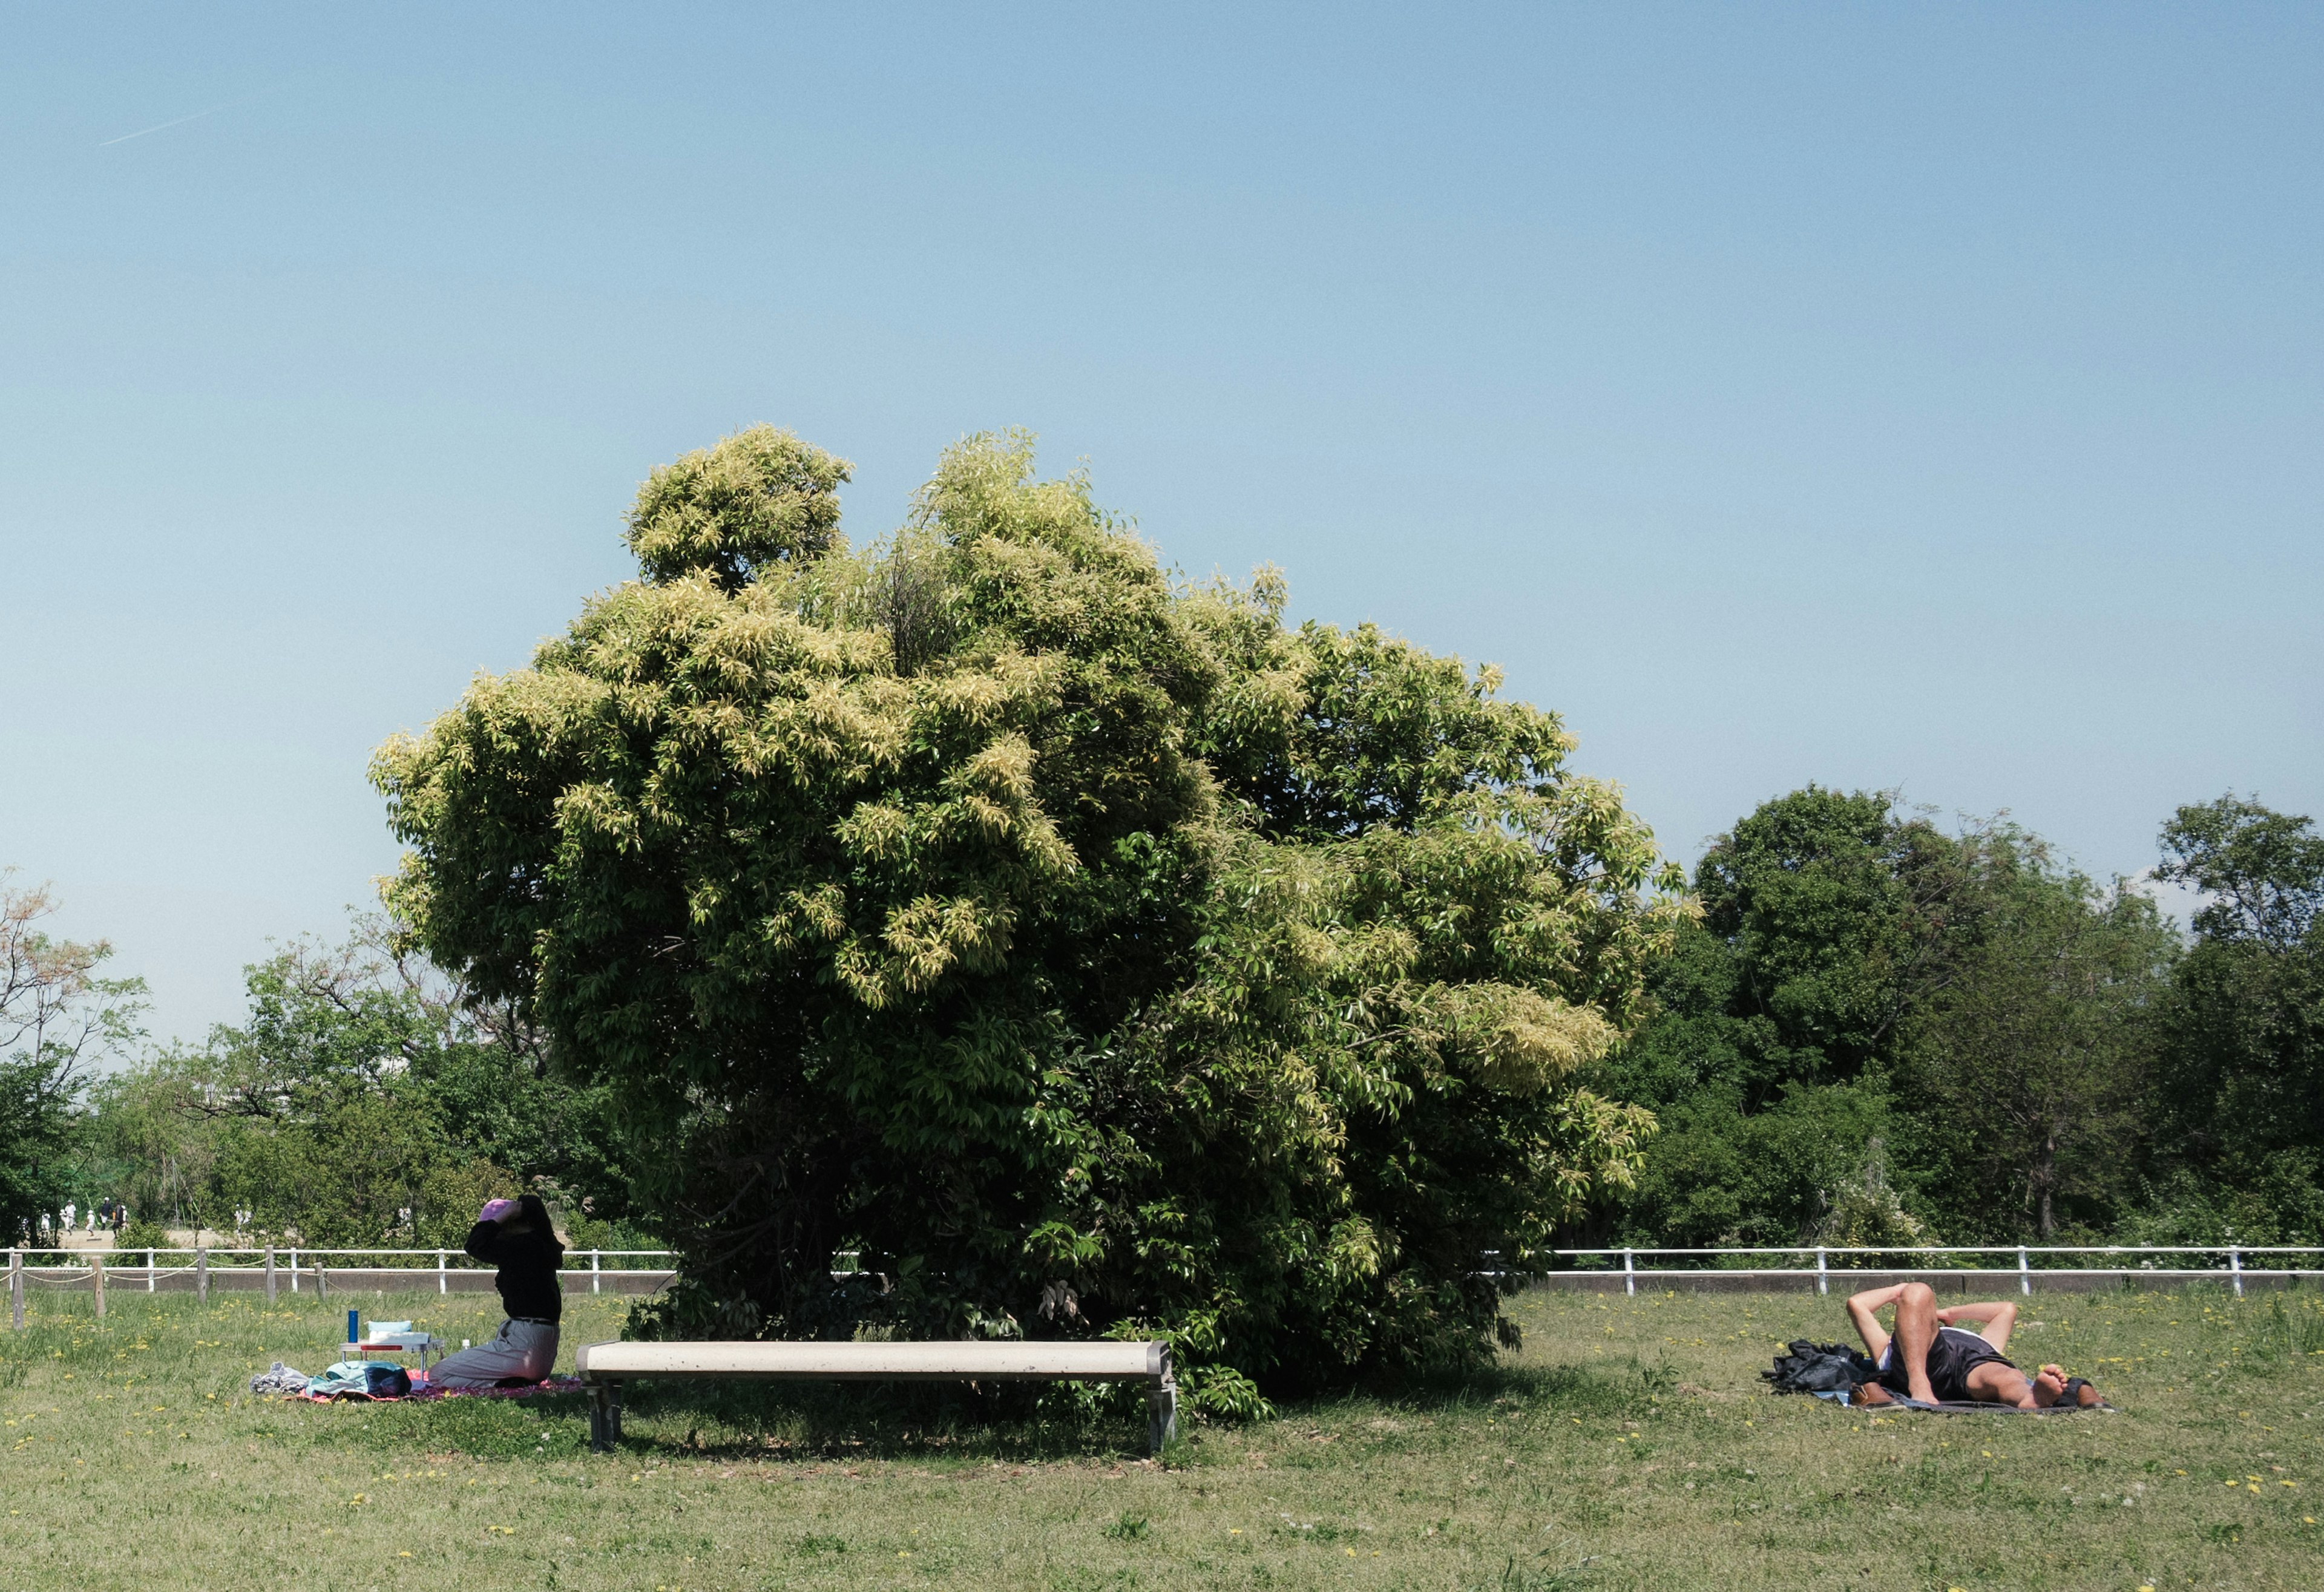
1845,1282,2102,1408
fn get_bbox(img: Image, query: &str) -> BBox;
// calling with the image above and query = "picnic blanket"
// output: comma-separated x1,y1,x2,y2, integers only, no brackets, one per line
402,1375,584,1403
1760,1340,2108,1412
259,1360,584,1404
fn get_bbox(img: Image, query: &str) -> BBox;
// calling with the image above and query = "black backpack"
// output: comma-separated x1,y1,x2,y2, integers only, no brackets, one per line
1762,1339,1880,1395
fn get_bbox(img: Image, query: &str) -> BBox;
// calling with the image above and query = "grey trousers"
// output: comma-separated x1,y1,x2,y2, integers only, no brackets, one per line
428,1318,560,1388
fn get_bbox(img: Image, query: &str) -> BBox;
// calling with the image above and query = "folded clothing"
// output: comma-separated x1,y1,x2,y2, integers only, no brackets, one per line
249,1361,310,1396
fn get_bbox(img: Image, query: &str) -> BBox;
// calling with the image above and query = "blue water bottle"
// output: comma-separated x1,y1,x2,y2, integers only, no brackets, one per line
347,1308,359,1348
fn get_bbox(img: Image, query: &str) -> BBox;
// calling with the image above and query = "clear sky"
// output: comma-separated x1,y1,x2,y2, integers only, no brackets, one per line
4,4,2318,1045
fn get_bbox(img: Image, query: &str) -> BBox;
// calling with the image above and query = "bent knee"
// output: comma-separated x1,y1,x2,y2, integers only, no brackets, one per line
1899,1282,1936,1306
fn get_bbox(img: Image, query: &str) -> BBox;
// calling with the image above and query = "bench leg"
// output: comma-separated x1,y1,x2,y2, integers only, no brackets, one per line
588,1382,615,1452
1147,1375,1177,1455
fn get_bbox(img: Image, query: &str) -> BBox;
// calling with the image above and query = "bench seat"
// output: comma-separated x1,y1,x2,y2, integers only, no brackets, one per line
574,1338,1177,1453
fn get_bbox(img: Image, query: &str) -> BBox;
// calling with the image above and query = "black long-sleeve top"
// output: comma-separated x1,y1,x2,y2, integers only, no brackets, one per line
463,1220,565,1323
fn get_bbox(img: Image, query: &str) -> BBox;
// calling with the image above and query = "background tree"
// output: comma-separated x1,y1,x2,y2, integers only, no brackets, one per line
2135,796,2324,1243
1588,788,1980,1245
85,920,638,1246
1,873,145,1242
374,426,1686,1399
1903,837,2175,1239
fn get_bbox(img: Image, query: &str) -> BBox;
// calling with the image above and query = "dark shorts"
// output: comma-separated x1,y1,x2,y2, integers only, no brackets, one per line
1878,1327,2016,1403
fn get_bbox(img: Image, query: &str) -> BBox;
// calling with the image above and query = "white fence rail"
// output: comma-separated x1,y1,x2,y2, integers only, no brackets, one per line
5,1245,678,1324
9,1242,2319,1331
1543,1243,2324,1299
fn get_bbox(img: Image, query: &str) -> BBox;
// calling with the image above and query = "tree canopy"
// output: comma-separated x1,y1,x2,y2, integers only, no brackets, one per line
2141,796,2324,1242
1589,788,1974,1245
373,426,1686,1401
2,873,144,1240
80,920,638,1248
1589,781,2324,1251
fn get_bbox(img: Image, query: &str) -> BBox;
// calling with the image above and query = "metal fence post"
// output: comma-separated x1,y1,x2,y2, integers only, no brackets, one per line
2018,1246,2030,1296
8,1249,21,1331
92,1253,105,1319
438,1250,447,1296
316,1260,326,1300
2230,1246,2244,1299
146,1248,156,1294
1623,1248,1635,1297
592,1250,602,1296
196,1246,209,1305
289,1246,298,1294
1816,1248,1828,1297
265,1245,277,1306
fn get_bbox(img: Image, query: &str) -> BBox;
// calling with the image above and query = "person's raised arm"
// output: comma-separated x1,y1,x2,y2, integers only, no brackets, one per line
463,1199,519,1264
1846,1283,1909,1360
1938,1300,2020,1352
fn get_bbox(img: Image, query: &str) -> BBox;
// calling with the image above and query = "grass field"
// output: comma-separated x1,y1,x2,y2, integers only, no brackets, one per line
3,1280,2319,1590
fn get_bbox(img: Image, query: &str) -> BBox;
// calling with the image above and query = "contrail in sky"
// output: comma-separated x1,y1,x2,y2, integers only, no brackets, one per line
98,96,254,148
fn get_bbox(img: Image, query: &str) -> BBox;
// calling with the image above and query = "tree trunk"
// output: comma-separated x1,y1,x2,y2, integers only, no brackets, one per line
2036,1128,2058,1239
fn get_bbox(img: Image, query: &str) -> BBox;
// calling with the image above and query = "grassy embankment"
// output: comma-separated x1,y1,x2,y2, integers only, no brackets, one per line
2,1280,2319,1589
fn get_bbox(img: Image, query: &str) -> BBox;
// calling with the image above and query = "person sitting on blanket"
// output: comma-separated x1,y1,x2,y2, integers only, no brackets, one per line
1844,1282,2101,1408
425,1194,565,1389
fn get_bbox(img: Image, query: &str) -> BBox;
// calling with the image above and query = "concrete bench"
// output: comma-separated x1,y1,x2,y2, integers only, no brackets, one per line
574,1338,1178,1454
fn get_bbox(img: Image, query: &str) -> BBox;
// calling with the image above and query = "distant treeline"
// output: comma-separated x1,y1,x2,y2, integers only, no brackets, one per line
1,900,649,1252
5,787,2319,1258
1579,788,2323,1249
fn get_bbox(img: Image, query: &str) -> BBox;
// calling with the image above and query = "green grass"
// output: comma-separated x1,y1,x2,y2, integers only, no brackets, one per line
3,1282,2320,1588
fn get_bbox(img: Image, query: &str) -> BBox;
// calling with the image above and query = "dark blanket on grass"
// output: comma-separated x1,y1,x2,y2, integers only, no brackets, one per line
1760,1340,2107,1412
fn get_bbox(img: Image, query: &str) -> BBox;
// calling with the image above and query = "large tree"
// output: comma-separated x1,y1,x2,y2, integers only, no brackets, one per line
374,427,1684,1400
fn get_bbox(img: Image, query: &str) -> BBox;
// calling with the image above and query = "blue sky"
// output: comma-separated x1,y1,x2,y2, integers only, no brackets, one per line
4,4,2318,1044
